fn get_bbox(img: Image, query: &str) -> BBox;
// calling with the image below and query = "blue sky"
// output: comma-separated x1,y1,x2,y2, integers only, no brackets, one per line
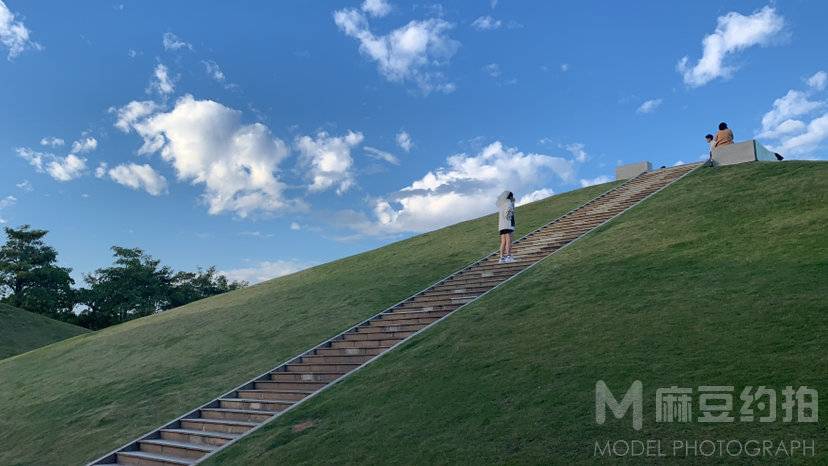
1,0,826,284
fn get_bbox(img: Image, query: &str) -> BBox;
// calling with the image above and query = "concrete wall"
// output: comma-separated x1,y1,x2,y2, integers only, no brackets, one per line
712,141,756,166
615,161,652,180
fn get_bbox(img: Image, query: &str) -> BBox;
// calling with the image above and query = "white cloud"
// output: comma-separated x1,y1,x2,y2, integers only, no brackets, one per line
807,71,827,91
637,98,663,114
112,100,161,132
0,0,41,59
334,8,459,94
16,179,32,191
774,113,828,157
40,137,64,147
221,259,311,284
95,162,108,178
358,141,575,235
579,175,611,188
116,94,299,216
0,194,15,223
16,147,87,181
563,142,588,162
760,90,823,131
471,15,501,31
203,60,225,82
296,131,363,194
162,32,192,51
361,0,390,18
396,130,413,152
290,222,301,231
483,63,501,78
677,6,784,87
364,146,400,165
560,63,570,72
149,63,175,96
517,188,554,206
71,137,98,154
108,163,168,196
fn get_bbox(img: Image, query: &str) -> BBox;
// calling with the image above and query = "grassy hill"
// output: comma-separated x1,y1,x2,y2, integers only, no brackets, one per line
0,303,89,360
204,162,828,464
0,179,616,465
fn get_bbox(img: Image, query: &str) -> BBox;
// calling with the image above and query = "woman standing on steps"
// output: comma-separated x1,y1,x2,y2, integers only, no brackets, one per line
497,191,516,264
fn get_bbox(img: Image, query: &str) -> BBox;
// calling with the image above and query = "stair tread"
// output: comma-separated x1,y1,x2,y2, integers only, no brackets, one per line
183,418,258,427
117,450,196,465
202,407,278,414
160,428,238,439
239,389,314,394
140,438,217,452
221,397,295,404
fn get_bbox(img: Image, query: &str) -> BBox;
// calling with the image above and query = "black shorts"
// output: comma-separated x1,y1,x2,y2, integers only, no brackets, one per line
499,229,513,235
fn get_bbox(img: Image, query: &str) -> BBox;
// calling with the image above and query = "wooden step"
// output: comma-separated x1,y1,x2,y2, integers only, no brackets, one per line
236,389,312,402
178,418,256,435
116,450,195,466
138,438,215,460
219,398,294,412
159,428,237,447
200,407,275,423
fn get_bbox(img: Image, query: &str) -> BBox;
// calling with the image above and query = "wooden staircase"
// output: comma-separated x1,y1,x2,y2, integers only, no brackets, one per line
90,163,700,465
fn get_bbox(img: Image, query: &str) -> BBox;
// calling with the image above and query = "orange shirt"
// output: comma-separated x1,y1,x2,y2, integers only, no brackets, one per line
715,128,734,147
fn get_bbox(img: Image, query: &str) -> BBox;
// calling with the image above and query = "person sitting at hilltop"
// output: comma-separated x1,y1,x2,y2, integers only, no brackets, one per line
497,191,516,264
714,122,734,148
705,133,716,166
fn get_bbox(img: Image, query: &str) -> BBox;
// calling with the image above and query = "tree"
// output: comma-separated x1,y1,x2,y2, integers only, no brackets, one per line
76,247,174,329
168,266,246,309
0,225,75,319
75,247,246,330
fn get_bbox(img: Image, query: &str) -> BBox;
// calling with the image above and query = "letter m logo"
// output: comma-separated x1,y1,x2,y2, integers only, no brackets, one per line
595,380,643,430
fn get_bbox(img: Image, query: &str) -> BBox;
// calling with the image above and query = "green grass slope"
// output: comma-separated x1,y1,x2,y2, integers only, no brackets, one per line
208,162,828,465
0,180,616,466
0,303,89,360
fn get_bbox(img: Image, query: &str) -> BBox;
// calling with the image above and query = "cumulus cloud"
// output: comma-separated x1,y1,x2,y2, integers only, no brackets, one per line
579,175,612,188
16,147,87,181
757,90,824,138
483,63,501,78
290,222,301,231
396,130,413,152
107,163,168,196
71,137,98,154
355,141,574,235
563,142,588,162
0,0,41,59
203,59,225,82
115,94,300,216
677,6,784,87
637,98,663,114
334,7,459,94
364,146,399,165
112,100,161,132
807,71,827,91
0,194,15,223
772,113,828,158
361,0,391,17
471,15,501,30
148,63,175,96
517,188,554,206
296,131,363,194
40,136,64,147
95,162,108,178
162,32,192,51
221,259,312,284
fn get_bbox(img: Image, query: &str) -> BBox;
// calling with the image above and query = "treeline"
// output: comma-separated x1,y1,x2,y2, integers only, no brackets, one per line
0,225,246,330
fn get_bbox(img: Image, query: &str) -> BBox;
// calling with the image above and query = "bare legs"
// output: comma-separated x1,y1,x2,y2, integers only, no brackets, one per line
499,232,512,259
